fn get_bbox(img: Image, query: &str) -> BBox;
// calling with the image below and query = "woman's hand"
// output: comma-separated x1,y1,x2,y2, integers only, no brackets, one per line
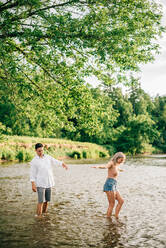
91,165,106,169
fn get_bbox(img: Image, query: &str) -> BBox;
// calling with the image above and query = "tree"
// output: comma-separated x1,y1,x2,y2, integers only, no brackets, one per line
61,86,118,143
0,0,164,96
105,83,159,154
115,114,159,155
128,76,155,116
0,0,165,146
152,96,166,152
107,87,133,127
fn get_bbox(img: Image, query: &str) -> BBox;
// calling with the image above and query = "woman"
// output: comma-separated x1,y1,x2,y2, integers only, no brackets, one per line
92,152,126,218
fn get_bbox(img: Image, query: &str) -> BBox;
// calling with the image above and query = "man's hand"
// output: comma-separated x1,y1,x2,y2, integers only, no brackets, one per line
62,163,68,170
32,182,37,192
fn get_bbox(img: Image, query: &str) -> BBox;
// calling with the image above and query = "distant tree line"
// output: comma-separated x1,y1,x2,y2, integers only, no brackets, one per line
0,79,166,154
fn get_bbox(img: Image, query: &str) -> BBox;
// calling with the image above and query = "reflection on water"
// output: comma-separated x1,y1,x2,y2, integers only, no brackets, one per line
0,157,166,248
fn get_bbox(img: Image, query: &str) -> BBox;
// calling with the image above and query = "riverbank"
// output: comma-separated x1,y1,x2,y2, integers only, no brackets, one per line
0,135,109,162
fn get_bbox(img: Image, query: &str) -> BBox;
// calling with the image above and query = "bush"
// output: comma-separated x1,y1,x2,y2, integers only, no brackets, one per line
69,149,109,159
99,151,107,158
1,148,16,161
16,150,25,161
82,150,91,159
47,146,55,152
16,149,34,162
152,147,163,154
68,150,82,159
24,150,35,161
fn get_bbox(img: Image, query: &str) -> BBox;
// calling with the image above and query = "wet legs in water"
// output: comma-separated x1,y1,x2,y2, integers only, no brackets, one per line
37,201,49,216
115,191,124,218
106,191,115,217
106,191,124,218
43,201,48,213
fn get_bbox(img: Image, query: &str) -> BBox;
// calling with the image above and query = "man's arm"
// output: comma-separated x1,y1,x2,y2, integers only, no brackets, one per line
50,156,68,170
31,181,37,192
30,161,37,192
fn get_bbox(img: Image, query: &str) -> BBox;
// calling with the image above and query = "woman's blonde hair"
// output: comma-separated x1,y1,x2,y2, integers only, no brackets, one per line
111,152,126,165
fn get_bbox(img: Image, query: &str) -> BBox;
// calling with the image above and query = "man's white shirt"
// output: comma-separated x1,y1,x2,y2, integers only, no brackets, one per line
30,154,63,188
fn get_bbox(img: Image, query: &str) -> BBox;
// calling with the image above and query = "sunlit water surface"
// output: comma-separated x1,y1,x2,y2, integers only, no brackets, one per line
0,156,166,248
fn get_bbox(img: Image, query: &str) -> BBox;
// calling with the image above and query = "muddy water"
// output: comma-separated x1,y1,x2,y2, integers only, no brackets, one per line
0,156,166,248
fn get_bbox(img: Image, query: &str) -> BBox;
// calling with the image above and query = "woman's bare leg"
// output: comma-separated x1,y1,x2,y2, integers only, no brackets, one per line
115,191,124,218
105,191,116,217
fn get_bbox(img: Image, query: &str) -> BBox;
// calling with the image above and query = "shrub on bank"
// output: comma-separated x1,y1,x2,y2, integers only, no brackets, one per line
99,151,108,158
68,151,82,159
16,149,35,162
1,148,16,161
68,149,108,159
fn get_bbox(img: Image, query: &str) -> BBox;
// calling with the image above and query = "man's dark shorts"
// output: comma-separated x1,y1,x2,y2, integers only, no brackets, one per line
37,187,51,203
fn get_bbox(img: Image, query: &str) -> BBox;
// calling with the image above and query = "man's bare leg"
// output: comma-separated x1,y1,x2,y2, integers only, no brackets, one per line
106,191,115,217
43,201,49,213
115,191,124,219
37,203,43,217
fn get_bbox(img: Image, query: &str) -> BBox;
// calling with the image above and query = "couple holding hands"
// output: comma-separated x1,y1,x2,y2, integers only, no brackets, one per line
30,143,126,218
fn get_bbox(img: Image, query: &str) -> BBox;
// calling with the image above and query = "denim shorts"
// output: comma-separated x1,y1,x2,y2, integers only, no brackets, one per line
37,187,51,203
103,178,117,192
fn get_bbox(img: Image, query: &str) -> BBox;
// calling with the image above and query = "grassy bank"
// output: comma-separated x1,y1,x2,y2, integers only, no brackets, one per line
0,135,109,162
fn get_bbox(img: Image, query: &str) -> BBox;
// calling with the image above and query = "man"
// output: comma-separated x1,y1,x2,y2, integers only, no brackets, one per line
30,143,68,217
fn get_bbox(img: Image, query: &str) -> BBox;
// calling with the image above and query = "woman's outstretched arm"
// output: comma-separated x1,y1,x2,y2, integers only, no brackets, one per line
91,161,113,169
91,165,107,169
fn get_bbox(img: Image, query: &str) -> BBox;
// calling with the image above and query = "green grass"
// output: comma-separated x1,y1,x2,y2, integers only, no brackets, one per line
0,135,109,162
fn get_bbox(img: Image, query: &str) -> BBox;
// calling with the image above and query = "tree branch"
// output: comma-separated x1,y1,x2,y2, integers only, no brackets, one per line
0,0,20,12
14,45,64,86
0,0,12,8
0,29,102,42
0,31,24,39
0,0,82,30
26,0,77,17
18,68,43,92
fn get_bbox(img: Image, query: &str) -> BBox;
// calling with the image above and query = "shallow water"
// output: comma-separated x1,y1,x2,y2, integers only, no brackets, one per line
0,156,166,248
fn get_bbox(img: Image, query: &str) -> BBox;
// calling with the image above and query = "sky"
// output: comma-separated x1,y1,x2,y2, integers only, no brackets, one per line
139,0,166,97
89,0,166,97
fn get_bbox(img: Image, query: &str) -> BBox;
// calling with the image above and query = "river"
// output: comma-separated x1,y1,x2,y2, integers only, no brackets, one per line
0,156,166,248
